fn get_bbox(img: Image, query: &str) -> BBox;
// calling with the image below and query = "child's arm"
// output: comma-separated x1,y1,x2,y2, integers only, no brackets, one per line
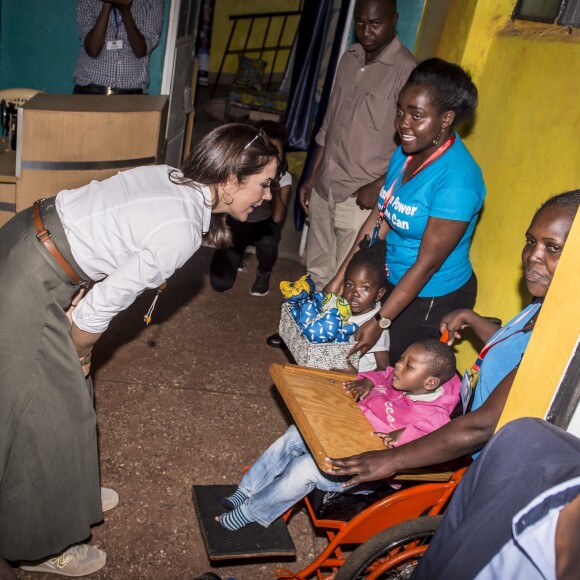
373,350,390,371
271,183,292,225
369,330,390,370
343,377,374,402
329,360,358,374
373,429,405,448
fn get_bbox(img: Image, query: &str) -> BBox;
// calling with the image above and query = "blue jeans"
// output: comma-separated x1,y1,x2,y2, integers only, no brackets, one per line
238,425,352,527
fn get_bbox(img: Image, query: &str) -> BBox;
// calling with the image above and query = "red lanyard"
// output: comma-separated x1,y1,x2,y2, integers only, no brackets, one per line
378,133,457,219
471,303,541,373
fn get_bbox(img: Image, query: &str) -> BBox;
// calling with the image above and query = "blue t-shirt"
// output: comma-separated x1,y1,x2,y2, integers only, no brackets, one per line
471,301,542,413
378,134,486,297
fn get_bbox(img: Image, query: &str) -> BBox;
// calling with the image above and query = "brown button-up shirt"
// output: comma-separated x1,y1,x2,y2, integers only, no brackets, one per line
314,36,416,203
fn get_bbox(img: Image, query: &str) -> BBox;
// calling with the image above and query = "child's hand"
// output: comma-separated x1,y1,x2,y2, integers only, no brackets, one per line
344,360,358,373
329,361,358,374
343,378,373,402
373,429,403,448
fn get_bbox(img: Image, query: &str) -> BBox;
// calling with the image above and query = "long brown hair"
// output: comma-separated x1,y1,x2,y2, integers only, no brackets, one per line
171,123,279,247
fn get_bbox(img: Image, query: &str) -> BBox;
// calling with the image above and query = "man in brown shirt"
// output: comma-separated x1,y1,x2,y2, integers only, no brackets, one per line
299,0,416,288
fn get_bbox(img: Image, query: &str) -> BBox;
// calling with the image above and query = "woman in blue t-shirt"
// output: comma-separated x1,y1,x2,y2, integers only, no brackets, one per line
327,58,485,363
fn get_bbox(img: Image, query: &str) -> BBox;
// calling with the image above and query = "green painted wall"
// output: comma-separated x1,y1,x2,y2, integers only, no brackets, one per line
0,0,170,94
397,0,425,51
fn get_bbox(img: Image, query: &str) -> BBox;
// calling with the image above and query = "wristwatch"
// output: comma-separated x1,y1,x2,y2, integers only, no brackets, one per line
374,312,392,329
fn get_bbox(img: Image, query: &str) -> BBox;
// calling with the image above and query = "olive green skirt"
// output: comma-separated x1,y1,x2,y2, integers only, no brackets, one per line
0,199,102,561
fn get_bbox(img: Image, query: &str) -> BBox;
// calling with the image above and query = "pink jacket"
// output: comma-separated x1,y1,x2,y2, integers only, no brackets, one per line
357,367,461,446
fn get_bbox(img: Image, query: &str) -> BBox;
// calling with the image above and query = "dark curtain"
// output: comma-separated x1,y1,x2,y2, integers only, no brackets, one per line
285,0,333,151
285,0,352,230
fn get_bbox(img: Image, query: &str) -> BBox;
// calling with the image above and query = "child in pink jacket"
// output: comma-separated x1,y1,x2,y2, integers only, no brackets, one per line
345,338,461,447
217,338,460,531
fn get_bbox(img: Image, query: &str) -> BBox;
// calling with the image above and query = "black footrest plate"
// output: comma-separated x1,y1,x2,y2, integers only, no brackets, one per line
192,484,296,560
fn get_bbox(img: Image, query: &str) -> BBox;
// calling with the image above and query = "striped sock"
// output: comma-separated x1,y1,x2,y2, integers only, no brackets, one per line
221,488,248,510
217,504,253,531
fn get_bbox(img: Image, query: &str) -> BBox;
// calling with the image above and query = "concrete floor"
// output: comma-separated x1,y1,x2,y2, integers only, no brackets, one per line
16,249,333,580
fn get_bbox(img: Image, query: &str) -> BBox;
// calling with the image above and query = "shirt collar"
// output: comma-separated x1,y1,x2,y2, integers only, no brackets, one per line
169,169,214,235
406,386,444,402
349,303,381,323
200,185,213,234
349,35,403,67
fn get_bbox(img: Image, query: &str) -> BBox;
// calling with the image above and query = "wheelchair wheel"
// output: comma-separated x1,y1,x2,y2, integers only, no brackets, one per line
335,515,443,580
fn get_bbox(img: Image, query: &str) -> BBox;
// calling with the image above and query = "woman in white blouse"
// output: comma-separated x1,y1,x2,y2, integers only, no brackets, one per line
0,123,278,577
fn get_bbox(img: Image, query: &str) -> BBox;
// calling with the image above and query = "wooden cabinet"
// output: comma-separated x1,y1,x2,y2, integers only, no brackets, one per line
9,94,168,213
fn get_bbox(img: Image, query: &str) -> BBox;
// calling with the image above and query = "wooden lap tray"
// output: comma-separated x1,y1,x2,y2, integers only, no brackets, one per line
270,363,454,482
270,364,384,471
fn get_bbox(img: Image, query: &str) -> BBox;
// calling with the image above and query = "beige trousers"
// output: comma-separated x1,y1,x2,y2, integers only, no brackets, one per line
305,187,371,289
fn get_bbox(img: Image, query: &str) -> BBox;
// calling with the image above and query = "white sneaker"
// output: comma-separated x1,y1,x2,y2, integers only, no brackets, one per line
101,487,119,512
20,544,106,577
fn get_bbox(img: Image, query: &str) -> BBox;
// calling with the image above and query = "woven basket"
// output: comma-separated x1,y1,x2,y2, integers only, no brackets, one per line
278,304,360,370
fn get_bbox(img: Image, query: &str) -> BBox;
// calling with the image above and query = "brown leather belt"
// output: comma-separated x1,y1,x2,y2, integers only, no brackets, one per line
32,199,88,286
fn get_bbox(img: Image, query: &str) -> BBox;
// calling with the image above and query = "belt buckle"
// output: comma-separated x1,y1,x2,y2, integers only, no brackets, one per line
105,86,114,96
36,228,51,243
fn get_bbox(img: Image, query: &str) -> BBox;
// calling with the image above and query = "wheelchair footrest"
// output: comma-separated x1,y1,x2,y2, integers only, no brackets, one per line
192,484,296,560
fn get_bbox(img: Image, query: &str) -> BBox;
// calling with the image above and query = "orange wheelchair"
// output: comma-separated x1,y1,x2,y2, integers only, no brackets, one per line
274,463,468,579
193,361,469,578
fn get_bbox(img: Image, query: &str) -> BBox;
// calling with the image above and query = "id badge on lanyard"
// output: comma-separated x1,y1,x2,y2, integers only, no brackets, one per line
107,7,124,51
460,370,476,414
369,185,389,248
106,39,123,50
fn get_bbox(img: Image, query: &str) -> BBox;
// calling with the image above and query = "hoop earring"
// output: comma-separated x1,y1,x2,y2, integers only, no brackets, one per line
432,127,445,147
221,191,234,205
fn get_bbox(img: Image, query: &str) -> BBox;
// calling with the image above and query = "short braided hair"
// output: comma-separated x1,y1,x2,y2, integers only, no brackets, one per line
346,236,387,288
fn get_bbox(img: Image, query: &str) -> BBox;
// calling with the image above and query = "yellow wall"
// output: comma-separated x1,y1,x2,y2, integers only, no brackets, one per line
209,0,301,76
436,0,477,66
417,0,580,376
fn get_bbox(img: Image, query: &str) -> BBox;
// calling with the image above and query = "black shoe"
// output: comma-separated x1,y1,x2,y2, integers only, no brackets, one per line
193,574,221,580
266,333,284,348
250,270,271,296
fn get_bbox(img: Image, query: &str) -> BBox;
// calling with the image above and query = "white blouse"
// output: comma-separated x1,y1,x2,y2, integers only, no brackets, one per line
56,165,212,333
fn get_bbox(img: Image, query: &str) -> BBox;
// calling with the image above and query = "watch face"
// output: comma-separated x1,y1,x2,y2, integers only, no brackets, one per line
379,317,392,329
